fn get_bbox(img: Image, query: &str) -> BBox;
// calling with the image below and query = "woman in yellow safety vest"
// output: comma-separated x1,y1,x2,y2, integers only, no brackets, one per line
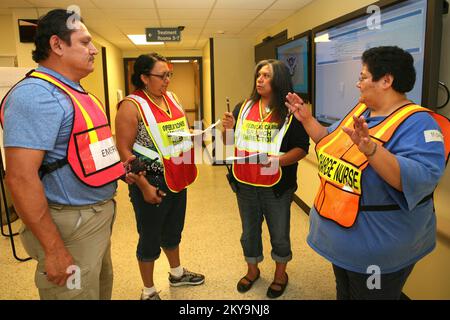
222,59,310,298
286,46,450,300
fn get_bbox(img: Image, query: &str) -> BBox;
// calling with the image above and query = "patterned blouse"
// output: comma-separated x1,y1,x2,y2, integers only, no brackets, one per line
133,121,164,176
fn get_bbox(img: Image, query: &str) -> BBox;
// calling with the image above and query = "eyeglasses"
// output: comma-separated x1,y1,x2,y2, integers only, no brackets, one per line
148,72,173,80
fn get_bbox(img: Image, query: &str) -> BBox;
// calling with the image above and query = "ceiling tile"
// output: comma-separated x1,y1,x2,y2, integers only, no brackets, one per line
0,0,33,8
101,8,158,20
91,0,154,9
159,19,206,28
27,0,97,9
270,0,313,10
209,9,262,20
258,9,293,21
77,8,104,21
246,18,282,30
215,0,275,10
204,19,249,30
114,19,160,29
158,8,210,20
155,0,215,9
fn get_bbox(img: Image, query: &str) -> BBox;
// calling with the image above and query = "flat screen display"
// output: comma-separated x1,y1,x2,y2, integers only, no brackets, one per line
276,34,310,101
314,0,429,125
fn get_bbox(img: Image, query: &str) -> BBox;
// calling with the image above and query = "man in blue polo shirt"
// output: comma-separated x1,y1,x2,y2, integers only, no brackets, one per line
2,9,132,300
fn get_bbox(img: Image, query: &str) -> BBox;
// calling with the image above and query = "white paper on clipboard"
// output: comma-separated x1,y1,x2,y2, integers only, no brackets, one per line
226,152,267,163
167,119,221,137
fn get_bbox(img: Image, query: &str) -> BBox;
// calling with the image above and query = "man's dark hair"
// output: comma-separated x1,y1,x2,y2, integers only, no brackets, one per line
249,59,293,126
32,9,83,63
362,46,416,93
131,53,168,90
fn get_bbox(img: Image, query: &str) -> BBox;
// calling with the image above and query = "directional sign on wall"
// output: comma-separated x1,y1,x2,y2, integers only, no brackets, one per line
146,28,181,42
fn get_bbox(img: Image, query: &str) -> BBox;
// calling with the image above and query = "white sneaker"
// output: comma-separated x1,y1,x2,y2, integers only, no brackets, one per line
140,290,161,300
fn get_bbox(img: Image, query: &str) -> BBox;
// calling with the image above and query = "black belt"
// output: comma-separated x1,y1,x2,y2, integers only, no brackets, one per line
360,193,433,211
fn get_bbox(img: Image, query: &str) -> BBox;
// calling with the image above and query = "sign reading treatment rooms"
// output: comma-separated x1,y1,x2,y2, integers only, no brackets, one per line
146,28,181,42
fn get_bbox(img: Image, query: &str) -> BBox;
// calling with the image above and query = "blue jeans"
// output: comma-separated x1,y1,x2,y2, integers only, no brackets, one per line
332,263,415,300
236,182,294,264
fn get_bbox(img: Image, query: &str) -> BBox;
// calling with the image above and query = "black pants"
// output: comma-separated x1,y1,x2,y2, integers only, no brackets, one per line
332,263,415,300
129,181,187,262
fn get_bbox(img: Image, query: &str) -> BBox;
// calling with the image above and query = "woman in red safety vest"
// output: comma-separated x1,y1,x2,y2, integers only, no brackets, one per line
286,46,450,300
222,59,310,298
115,53,203,300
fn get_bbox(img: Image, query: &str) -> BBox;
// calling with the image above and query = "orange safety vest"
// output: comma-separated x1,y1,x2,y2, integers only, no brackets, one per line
232,100,292,187
314,103,450,228
123,90,197,193
0,70,125,187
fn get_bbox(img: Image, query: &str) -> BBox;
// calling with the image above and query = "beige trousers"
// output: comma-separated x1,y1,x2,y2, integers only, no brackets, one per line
20,199,116,300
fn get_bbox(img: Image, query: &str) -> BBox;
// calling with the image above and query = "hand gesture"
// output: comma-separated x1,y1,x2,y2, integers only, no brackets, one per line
341,115,376,155
285,93,312,123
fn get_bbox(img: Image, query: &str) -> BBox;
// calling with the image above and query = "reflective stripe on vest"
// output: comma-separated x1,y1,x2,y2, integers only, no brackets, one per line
232,100,292,187
122,90,197,192
314,103,449,228
126,92,193,158
0,70,125,187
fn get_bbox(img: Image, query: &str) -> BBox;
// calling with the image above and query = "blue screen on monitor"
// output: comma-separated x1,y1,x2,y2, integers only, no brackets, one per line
314,0,427,125
276,35,309,96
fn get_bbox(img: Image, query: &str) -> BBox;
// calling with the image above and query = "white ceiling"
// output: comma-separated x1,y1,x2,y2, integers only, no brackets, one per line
0,0,313,51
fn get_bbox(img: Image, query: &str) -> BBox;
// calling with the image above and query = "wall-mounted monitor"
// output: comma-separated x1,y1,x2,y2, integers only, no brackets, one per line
276,31,311,102
312,0,444,125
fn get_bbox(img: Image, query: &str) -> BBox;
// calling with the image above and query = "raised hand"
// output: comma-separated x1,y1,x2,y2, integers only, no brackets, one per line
285,92,311,123
341,115,376,155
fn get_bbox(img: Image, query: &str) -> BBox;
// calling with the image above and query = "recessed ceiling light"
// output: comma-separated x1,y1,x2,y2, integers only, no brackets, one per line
170,60,190,63
127,34,164,45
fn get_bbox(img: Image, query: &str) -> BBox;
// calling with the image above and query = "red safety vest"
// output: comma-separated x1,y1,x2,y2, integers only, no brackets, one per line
314,103,450,228
232,99,292,187
0,70,125,187
123,90,197,192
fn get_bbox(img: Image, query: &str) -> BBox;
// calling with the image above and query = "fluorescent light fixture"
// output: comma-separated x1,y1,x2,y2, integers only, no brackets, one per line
127,34,164,45
314,33,330,43
170,60,190,63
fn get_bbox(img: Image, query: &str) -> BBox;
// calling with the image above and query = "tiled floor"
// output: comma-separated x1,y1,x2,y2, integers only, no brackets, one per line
0,164,335,300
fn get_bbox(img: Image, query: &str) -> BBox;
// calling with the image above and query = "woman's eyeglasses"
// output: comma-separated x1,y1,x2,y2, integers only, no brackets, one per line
148,72,173,80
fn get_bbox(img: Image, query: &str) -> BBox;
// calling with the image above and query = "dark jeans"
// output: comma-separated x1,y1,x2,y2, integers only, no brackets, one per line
129,181,187,262
236,182,294,264
332,263,415,300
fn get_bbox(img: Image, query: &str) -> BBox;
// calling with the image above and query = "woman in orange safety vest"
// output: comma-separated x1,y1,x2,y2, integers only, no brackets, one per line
285,46,449,300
